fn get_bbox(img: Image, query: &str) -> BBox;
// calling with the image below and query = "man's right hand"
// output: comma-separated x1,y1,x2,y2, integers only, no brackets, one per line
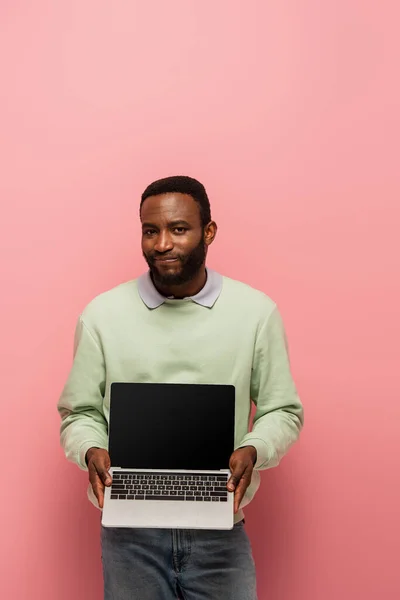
86,447,112,509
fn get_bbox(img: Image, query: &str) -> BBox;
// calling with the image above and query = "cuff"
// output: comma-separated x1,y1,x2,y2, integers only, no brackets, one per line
237,436,271,470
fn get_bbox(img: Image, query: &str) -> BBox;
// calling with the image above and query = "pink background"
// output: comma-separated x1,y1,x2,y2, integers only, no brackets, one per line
1,1,399,598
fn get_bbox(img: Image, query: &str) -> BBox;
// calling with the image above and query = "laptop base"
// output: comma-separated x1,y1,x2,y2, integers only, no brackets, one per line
102,468,234,530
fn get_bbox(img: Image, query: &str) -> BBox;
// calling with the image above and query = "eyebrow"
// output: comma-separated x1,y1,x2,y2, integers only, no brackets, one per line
141,220,192,229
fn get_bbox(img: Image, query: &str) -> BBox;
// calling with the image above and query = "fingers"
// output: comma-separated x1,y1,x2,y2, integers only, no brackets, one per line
227,456,247,491
233,464,253,513
227,450,255,513
87,450,112,509
89,465,106,509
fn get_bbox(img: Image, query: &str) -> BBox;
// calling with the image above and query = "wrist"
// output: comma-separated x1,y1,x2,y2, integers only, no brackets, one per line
85,447,100,465
239,445,257,465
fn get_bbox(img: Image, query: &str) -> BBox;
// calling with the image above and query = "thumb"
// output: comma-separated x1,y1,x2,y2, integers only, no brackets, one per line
227,469,241,492
94,458,112,486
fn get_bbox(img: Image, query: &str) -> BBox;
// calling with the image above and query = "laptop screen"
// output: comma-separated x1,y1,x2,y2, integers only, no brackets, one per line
108,383,235,470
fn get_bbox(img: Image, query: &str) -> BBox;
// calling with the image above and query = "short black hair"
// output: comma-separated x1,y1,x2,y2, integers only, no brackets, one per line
140,175,211,227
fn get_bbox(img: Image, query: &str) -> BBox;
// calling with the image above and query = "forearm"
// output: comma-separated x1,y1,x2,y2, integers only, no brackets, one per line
59,408,108,470
240,405,303,469
245,305,304,470
58,315,108,470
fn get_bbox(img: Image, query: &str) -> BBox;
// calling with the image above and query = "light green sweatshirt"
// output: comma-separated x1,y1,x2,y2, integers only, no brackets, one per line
58,274,303,521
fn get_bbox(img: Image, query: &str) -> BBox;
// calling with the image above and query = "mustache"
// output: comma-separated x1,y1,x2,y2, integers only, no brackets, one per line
146,253,183,263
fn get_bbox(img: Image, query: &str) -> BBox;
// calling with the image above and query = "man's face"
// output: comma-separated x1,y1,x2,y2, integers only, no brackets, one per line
141,193,209,286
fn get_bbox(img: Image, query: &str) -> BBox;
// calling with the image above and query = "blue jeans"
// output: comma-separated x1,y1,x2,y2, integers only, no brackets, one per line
101,521,257,599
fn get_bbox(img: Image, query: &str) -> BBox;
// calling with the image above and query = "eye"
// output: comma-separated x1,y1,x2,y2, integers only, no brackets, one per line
143,229,156,236
172,227,187,234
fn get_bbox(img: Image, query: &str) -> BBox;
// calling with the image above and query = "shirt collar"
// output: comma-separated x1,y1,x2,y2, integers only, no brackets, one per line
137,269,223,309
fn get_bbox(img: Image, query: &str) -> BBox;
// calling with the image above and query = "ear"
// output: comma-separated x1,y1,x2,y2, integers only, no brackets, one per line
203,221,217,247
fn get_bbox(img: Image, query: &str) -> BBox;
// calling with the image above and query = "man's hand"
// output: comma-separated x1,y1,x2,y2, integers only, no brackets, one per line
227,446,257,514
86,448,112,509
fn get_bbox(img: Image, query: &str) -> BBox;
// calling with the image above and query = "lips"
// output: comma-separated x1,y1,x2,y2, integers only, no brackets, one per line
155,257,179,263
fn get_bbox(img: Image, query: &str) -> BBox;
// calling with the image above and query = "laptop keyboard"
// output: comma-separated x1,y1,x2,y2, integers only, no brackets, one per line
110,472,229,502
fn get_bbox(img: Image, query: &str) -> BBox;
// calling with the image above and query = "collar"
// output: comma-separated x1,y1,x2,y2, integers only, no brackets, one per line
137,269,223,309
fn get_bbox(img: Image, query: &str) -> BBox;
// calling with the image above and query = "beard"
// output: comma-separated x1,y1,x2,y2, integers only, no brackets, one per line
143,238,206,287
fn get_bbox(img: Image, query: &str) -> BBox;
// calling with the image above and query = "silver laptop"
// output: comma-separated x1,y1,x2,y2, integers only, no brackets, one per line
102,382,235,530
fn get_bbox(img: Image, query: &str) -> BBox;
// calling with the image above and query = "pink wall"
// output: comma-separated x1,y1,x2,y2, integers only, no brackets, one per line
1,1,399,598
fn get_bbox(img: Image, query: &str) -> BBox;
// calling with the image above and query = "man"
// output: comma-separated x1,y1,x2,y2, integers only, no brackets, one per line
58,175,303,600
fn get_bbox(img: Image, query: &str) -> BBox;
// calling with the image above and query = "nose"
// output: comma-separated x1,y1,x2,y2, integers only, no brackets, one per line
154,230,174,254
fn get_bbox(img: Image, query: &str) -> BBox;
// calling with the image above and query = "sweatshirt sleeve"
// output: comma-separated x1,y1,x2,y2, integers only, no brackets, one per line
239,306,304,470
57,316,108,471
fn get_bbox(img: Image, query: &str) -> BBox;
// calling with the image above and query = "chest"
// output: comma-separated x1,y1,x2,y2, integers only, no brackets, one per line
102,313,256,384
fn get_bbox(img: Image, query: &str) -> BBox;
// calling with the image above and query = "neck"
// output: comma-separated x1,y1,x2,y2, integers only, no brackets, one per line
152,265,207,299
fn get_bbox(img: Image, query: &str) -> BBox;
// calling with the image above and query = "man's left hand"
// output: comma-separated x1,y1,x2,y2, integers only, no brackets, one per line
227,446,257,513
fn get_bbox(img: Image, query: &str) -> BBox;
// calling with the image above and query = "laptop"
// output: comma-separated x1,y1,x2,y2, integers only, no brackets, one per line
101,382,235,530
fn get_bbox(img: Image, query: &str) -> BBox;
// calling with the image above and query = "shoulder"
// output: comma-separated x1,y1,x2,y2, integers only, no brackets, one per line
220,275,277,319
80,279,140,324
